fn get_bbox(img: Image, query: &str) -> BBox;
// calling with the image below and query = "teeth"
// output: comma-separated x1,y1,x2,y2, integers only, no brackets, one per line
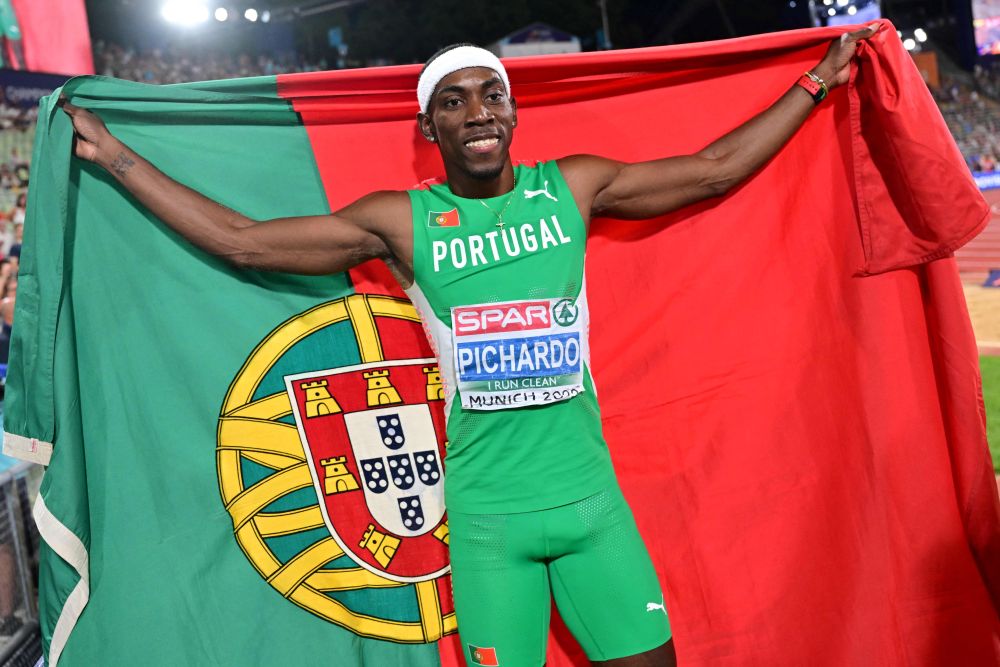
466,138,499,148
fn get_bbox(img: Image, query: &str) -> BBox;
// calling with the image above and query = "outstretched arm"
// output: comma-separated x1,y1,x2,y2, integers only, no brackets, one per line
560,25,878,222
62,102,409,276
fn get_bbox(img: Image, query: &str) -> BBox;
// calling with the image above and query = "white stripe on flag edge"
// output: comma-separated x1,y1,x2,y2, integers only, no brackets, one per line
33,493,89,667
3,431,53,466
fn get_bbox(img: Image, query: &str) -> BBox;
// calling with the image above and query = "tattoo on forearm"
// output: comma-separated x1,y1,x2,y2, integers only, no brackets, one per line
110,152,135,179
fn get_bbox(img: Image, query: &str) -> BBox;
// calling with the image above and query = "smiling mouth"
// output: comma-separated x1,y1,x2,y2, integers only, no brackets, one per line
465,137,500,151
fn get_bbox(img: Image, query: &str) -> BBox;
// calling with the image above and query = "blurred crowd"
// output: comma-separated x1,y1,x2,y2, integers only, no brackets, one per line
0,185,24,369
92,41,328,84
973,60,1000,100
935,67,1000,173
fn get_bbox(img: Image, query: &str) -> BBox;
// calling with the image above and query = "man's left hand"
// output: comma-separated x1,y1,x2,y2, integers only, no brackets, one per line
814,23,880,89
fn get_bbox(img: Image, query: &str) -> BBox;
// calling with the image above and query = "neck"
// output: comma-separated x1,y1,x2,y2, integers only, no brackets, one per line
444,160,516,199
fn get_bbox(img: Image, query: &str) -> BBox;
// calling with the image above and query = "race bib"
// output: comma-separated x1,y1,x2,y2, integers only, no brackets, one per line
451,298,586,410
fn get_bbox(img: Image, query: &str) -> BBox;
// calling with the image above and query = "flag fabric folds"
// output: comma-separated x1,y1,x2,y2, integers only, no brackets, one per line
5,21,999,666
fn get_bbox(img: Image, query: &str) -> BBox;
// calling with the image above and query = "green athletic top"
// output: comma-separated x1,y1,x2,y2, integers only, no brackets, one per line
405,161,616,513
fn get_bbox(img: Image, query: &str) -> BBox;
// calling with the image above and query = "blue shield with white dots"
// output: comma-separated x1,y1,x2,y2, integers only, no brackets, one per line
359,458,389,494
377,413,405,450
396,495,426,533
413,450,441,487
387,454,416,490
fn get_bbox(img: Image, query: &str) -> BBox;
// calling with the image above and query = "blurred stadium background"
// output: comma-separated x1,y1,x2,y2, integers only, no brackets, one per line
0,0,998,664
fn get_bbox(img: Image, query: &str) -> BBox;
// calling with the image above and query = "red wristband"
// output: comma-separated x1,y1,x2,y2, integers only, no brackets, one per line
796,72,828,104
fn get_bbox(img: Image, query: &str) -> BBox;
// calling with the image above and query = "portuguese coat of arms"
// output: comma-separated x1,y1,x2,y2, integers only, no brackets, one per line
285,358,450,582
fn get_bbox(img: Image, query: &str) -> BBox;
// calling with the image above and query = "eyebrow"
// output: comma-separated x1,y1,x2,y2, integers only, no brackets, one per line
435,77,504,98
436,84,466,97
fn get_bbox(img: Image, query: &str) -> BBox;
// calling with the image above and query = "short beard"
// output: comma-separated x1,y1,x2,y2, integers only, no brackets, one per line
465,161,506,181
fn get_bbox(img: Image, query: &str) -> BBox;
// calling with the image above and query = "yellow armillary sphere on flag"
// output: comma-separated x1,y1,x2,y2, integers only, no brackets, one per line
216,293,456,643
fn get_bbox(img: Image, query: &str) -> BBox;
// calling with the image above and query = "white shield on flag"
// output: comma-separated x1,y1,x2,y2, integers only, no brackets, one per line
345,404,445,537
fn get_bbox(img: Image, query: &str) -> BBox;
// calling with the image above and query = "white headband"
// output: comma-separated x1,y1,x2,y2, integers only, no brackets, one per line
417,46,510,114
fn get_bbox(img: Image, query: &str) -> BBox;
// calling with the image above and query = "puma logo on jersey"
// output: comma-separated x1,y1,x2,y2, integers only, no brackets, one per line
646,595,667,614
524,181,558,202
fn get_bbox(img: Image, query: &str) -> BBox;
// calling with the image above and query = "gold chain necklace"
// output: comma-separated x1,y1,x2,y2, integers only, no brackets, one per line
478,177,517,229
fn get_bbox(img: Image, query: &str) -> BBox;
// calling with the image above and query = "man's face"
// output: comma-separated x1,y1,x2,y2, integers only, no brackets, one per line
420,67,516,181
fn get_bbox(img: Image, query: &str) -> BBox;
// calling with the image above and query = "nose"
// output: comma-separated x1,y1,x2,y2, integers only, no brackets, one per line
465,97,494,126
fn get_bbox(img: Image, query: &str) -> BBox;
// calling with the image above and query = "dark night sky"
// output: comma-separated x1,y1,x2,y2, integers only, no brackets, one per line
83,1,968,67
84,0,812,62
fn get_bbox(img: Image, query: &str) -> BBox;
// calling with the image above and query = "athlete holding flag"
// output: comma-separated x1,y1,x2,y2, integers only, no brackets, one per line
62,25,877,667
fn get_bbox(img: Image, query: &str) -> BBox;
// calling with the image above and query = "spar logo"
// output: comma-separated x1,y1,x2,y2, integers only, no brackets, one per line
553,298,578,326
454,301,551,336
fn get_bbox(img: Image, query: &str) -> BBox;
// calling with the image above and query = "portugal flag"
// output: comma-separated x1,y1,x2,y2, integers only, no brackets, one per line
5,21,999,667
429,208,461,227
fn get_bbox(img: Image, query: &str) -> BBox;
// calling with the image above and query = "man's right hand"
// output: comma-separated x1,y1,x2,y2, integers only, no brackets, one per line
61,100,118,164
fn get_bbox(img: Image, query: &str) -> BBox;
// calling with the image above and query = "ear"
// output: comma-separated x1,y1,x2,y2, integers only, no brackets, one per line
416,111,437,142
510,96,518,128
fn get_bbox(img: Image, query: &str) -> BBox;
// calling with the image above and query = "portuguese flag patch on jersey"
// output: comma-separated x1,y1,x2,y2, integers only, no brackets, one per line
428,208,460,227
469,645,499,666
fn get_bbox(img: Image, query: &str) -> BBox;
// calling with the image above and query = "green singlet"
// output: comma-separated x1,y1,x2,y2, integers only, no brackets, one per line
406,160,616,514
406,161,670,666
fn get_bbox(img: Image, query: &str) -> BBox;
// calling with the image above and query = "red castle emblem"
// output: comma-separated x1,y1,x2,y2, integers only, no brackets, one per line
285,358,450,582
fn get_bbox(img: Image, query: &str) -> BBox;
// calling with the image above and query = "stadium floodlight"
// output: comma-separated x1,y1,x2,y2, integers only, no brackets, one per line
261,10,271,22
836,0,848,6
914,28,927,42
162,0,210,25
903,38,917,50
847,5,857,15
245,7,258,21
827,7,836,16
214,7,228,21
823,0,833,5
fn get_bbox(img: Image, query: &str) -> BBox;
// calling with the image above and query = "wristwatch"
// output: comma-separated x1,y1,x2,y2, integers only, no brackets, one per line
796,70,829,104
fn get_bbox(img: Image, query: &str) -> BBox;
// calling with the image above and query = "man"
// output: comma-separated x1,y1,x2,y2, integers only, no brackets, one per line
62,26,876,667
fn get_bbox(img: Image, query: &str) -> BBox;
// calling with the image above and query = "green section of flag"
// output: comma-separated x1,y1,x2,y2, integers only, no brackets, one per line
10,76,443,666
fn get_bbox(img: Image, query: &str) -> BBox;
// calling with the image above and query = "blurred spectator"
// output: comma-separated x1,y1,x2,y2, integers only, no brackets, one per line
0,272,17,365
973,60,1000,101
8,221,22,261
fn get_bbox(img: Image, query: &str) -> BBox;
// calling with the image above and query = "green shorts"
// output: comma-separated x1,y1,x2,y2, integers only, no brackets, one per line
448,485,671,666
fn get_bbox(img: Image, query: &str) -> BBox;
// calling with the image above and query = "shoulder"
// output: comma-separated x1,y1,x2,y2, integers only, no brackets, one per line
555,154,624,204
351,189,411,209
555,154,622,179
336,190,411,229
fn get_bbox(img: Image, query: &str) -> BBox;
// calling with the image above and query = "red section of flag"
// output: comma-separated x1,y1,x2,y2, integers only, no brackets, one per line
279,22,1000,666
10,0,93,75
347,261,405,298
